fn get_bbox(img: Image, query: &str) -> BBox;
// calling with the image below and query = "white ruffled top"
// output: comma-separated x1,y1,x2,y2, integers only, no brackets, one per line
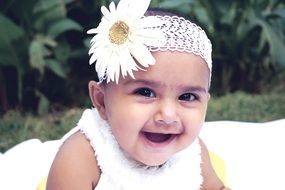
78,108,203,190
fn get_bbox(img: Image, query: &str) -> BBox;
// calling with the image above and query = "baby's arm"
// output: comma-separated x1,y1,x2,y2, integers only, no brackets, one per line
46,132,100,190
199,138,231,190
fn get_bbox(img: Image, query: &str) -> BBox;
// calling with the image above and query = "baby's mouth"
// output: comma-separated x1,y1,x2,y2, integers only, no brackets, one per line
143,132,173,143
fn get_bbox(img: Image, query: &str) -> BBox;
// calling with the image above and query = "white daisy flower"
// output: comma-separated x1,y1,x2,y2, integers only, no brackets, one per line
87,0,164,83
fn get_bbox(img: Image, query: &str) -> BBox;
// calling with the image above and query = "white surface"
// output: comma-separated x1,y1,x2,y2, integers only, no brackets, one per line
1,120,285,190
200,119,285,190
0,139,61,190
0,126,79,190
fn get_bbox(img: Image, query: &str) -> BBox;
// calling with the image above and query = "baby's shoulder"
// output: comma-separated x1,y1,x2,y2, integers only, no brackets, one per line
46,132,100,190
199,138,225,189
61,131,93,152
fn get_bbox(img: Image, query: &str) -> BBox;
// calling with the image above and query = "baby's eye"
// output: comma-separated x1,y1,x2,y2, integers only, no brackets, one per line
178,93,197,101
134,88,156,97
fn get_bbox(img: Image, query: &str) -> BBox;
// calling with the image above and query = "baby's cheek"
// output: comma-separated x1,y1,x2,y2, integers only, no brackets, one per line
185,121,203,138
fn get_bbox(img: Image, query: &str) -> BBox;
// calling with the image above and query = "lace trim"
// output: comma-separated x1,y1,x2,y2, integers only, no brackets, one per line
148,15,212,71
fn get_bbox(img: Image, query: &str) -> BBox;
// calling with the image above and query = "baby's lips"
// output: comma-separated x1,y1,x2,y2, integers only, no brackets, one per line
143,132,173,143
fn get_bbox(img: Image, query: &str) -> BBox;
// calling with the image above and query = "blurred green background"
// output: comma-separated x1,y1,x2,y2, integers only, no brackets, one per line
0,0,285,152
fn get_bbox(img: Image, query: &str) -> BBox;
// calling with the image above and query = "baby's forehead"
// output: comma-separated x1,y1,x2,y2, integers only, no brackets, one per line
129,52,210,86
149,50,210,72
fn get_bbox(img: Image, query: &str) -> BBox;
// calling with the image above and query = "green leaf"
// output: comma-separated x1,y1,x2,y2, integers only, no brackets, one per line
220,3,236,25
191,4,212,30
54,42,71,63
0,55,12,66
35,90,49,115
46,59,67,78
5,0,39,25
64,0,75,4
0,33,18,67
0,15,25,102
33,0,66,16
33,0,67,30
258,19,285,68
29,40,47,75
84,37,92,48
157,0,193,9
48,18,83,38
257,30,267,54
237,10,260,40
0,13,25,43
271,8,285,19
40,36,57,48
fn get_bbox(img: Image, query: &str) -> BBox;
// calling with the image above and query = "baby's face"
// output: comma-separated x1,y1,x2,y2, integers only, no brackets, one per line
101,51,210,166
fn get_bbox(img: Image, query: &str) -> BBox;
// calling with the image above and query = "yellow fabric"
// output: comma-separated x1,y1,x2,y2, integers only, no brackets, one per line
209,151,228,186
37,176,47,190
37,152,227,190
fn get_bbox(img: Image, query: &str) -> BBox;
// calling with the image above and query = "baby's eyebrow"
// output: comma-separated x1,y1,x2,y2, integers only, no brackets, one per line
123,79,207,93
180,86,207,94
123,79,161,88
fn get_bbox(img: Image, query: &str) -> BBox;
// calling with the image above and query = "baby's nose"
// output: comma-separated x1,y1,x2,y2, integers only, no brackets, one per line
154,99,180,126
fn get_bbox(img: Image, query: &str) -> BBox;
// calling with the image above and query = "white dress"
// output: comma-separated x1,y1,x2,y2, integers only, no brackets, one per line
78,108,203,190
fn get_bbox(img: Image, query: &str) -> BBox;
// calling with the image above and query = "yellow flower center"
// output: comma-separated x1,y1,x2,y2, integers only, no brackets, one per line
109,21,129,45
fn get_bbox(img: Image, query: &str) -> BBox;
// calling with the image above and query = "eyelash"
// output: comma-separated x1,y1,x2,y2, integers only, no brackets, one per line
178,93,199,102
133,88,199,102
134,88,156,97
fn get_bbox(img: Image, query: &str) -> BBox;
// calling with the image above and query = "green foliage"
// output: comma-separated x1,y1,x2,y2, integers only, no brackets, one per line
152,0,285,94
0,0,83,113
0,13,26,102
0,0,285,114
0,108,82,153
206,92,285,122
198,0,285,93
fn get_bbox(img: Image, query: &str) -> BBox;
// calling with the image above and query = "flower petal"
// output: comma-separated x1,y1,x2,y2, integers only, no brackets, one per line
137,31,165,47
99,17,111,28
118,49,129,77
92,33,108,44
137,16,163,28
115,59,121,83
129,42,155,68
89,53,98,65
87,28,99,34
89,39,106,54
89,46,103,64
87,0,159,83
120,48,139,78
116,0,130,13
90,33,102,44
106,52,120,83
89,44,105,64
101,5,112,22
109,2,116,14
96,54,108,81
127,0,151,19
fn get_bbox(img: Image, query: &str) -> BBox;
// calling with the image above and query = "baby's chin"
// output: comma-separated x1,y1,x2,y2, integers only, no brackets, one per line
135,156,171,167
136,160,167,168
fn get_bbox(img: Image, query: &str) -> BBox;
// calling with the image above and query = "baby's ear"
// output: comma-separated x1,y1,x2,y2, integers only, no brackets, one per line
207,93,211,101
88,81,107,120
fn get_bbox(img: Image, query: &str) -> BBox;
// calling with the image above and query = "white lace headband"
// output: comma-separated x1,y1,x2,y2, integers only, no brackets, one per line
147,15,212,70
87,0,212,84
